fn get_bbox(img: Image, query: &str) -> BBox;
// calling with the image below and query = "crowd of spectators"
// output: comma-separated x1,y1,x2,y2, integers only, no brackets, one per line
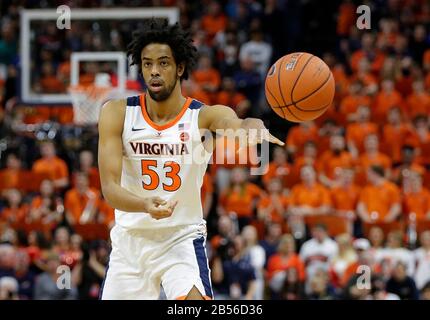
1,0,430,300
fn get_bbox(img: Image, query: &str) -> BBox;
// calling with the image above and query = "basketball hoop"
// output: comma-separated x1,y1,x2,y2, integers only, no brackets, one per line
68,84,113,125
68,73,114,126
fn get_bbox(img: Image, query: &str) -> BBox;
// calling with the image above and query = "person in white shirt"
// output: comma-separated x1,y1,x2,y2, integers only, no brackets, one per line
367,226,386,265
379,230,415,277
239,29,272,79
299,224,338,281
329,233,357,288
414,231,430,290
242,225,266,300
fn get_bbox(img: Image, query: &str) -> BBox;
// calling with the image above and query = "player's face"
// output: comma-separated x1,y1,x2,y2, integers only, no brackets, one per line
141,43,184,102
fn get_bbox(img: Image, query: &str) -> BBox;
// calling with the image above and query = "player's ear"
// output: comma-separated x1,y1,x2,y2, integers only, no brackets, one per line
177,62,185,78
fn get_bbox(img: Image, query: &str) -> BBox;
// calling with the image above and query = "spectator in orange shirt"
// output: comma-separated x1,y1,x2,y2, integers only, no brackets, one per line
317,118,342,156
357,165,401,224
262,146,292,189
0,153,23,191
336,0,356,37
391,145,425,185
257,178,289,225
346,105,378,155
72,150,100,190
216,77,250,118
0,189,28,224
409,115,430,167
181,77,211,105
211,135,259,192
350,33,385,74
286,121,318,158
57,49,71,87
192,54,221,101
356,134,392,185
318,134,354,188
79,61,97,87
266,234,306,299
404,80,430,121
339,80,371,124
351,57,378,95
200,1,228,45
64,172,100,226
330,167,361,235
381,107,413,165
323,52,349,107
379,56,397,81
402,171,430,222
290,141,319,187
32,141,69,189
376,18,400,50
27,179,62,225
289,166,332,239
373,79,404,124
218,167,263,230
395,57,414,97
39,62,65,93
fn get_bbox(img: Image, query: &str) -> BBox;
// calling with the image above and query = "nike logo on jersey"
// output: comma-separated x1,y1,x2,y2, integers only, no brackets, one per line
131,127,146,131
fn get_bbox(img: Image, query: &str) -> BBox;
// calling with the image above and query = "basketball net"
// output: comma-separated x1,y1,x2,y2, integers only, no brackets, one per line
68,73,115,126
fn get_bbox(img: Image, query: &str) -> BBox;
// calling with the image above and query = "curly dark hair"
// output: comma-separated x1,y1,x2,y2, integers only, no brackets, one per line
127,18,198,80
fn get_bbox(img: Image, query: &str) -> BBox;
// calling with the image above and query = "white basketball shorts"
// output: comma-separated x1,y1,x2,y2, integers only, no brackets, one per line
100,222,213,300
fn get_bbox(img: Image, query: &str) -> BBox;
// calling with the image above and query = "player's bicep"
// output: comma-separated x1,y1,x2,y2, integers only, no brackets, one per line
98,100,126,187
199,104,239,132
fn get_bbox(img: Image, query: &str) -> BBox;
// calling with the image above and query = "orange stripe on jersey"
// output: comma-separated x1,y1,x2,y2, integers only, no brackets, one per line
140,94,192,131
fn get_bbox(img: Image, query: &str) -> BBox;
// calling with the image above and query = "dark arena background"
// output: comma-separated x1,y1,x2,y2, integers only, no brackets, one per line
1,0,430,302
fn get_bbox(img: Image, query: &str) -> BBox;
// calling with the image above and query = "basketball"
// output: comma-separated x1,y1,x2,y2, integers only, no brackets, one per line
265,52,335,123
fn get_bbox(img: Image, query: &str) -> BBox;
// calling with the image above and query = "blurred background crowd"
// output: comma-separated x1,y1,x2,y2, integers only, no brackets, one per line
1,0,430,300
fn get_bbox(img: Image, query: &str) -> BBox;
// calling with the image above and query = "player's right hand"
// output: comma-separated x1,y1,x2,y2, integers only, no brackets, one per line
143,196,178,220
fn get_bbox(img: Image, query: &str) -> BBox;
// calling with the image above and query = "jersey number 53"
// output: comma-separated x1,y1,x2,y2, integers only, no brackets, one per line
141,160,181,192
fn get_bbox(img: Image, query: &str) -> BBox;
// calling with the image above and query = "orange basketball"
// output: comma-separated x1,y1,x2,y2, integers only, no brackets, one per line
265,52,335,122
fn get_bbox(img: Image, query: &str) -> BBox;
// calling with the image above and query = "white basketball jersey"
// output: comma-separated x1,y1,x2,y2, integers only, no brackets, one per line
115,94,212,230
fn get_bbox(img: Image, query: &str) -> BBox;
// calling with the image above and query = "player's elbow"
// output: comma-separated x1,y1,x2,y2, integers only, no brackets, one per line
100,182,117,208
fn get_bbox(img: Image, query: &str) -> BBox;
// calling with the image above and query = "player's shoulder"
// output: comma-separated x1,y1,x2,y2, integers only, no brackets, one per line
99,98,127,128
101,98,127,113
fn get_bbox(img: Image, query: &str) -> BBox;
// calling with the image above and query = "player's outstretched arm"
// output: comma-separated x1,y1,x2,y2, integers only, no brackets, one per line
98,100,176,219
198,104,284,146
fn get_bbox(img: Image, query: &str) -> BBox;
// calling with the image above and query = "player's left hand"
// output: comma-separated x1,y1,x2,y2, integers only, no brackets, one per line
239,118,285,147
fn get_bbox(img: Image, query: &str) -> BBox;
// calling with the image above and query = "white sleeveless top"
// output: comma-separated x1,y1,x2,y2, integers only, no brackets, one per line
115,94,212,230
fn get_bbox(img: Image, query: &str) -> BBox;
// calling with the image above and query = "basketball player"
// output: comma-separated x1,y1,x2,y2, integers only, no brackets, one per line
98,19,283,300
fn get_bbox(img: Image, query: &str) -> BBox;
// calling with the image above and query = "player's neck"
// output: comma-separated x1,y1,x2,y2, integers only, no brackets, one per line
145,83,186,122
